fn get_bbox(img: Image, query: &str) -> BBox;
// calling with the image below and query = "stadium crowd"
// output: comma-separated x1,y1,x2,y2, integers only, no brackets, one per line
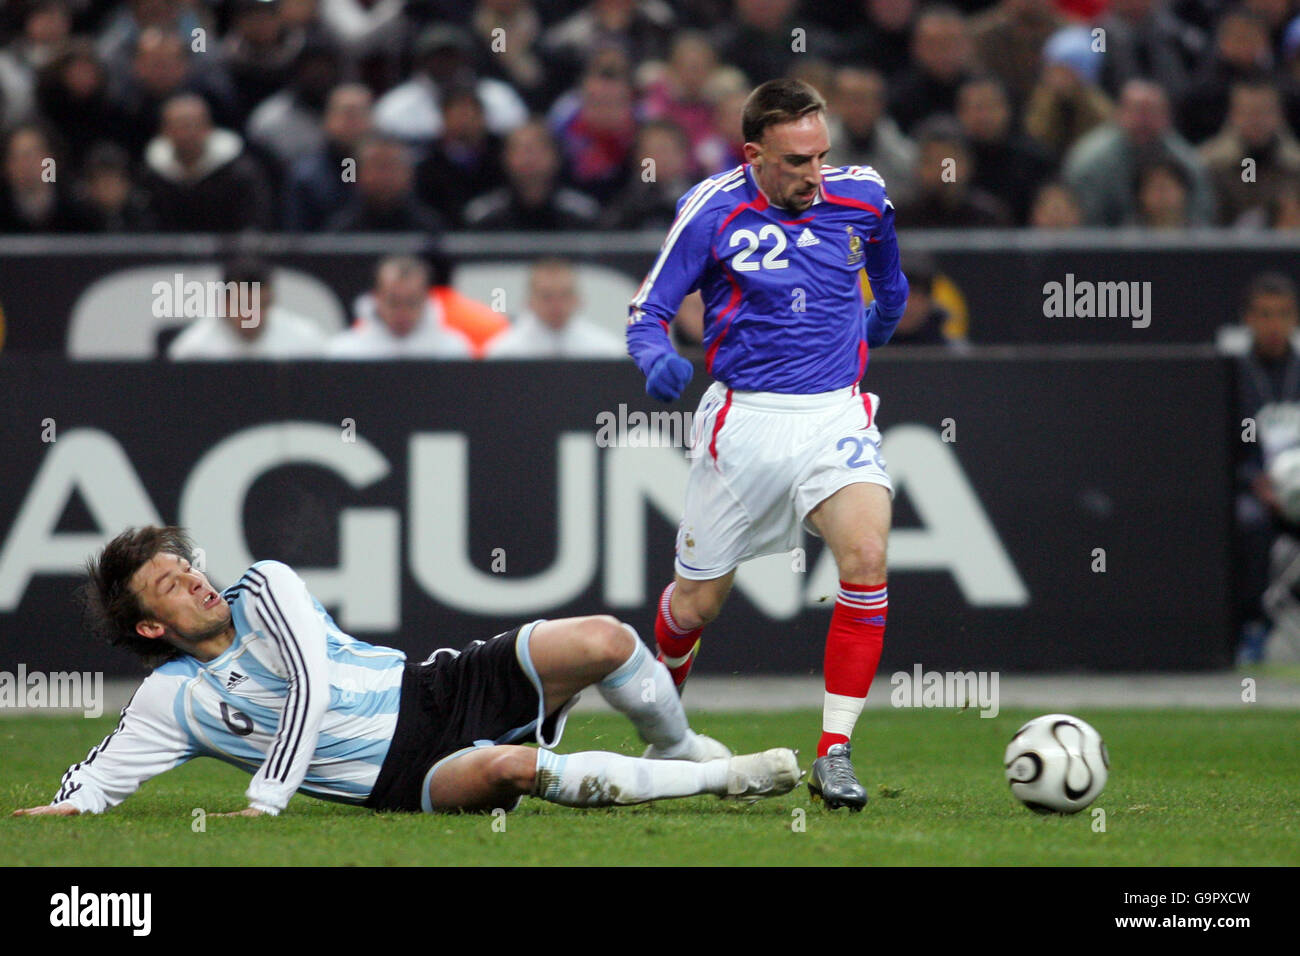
1,0,1298,235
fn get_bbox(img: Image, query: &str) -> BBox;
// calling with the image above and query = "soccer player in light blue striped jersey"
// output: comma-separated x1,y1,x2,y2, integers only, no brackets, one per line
13,527,799,818
627,79,910,811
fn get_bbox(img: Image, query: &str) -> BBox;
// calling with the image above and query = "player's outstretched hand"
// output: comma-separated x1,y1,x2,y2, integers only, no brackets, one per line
646,353,694,402
212,807,266,817
12,803,80,817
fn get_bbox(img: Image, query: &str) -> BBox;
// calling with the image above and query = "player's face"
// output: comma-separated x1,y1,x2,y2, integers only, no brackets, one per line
131,552,230,645
746,113,830,212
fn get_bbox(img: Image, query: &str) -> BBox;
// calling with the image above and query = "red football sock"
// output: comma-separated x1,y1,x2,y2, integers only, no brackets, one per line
818,580,887,757
654,582,702,688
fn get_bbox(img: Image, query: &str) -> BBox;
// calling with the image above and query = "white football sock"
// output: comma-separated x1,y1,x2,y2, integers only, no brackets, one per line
533,749,729,806
598,625,703,759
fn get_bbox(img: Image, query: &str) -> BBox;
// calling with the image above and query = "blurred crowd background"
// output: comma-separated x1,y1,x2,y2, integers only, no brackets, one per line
1,0,1298,235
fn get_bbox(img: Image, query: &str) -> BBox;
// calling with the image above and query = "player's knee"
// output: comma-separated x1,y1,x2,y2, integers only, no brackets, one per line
484,747,536,792
837,536,888,583
581,615,636,670
682,588,725,626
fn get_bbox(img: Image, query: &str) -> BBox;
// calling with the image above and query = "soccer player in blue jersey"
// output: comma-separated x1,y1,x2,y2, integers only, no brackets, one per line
627,79,910,811
12,526,798,818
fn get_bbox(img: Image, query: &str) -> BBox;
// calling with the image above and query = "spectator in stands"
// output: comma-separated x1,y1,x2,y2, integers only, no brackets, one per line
0,121,93,231
1178,6,1275,146
325,134,444,232
1028,179,1084,228
887,252,964,348
1024,25,1114,162
486,257,625,358
1200,80,1300,228
77,141,154,231
956,75,1053,224
1232,272,1300,662
463,119,599,230
905,116,1013,228
713,0,831,92
543,0,674,90
550,63,638,203
693,67,747,175
282,81,373,231
372,24,527,150
316,0,407,90
836,0,917,82
414,85,505,228
968,0,1063,113
140,92,271,231
640,30,719,177
599,117,694,229
467,0,549,111
889,5,978,134
1096,0,1207,104
34,39,128,175
97,0,211,80
7,1,72,74
169,256,328,360
112,27,239,159
1131,157,1194,228
219,0,306,124
328,255,473,358
1063,78,1214,226
245,38,344,177
0,0,71,128
825,67,916,202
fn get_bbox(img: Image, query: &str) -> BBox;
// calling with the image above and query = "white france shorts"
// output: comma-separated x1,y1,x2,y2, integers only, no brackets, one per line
674,381,893,581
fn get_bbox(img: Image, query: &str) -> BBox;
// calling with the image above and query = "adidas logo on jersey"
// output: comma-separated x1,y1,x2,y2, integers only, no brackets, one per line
796,228,820,247
226,671,248,690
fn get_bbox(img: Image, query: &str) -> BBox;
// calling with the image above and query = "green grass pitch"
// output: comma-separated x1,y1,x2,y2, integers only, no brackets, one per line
2,709,1297,866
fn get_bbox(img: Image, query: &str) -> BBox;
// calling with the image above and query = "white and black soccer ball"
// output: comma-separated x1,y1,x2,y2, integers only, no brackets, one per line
1269,446,1300,525
1004,714,1108,814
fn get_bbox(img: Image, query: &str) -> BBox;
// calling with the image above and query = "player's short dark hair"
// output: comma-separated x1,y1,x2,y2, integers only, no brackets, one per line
1243,272,1299,311
80,526,192,668
742,79,826,144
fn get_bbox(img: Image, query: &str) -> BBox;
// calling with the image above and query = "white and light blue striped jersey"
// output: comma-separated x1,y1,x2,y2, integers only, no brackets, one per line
52,560,407,815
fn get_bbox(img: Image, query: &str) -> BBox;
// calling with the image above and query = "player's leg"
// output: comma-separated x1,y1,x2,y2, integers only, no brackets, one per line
525,615,728,760
425,745,538,812
654,570,734,690
424,743,801,811
804,481,892,810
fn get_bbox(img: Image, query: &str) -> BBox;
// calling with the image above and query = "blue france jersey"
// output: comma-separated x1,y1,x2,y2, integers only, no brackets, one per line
628,163,908,393
53,561,406,815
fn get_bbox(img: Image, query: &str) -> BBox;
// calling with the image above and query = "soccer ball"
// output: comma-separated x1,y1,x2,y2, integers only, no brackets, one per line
1004,714,1108,814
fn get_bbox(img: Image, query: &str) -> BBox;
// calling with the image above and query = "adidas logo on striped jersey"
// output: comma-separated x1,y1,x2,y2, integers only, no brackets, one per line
796,228,819,247
226,671,248,690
